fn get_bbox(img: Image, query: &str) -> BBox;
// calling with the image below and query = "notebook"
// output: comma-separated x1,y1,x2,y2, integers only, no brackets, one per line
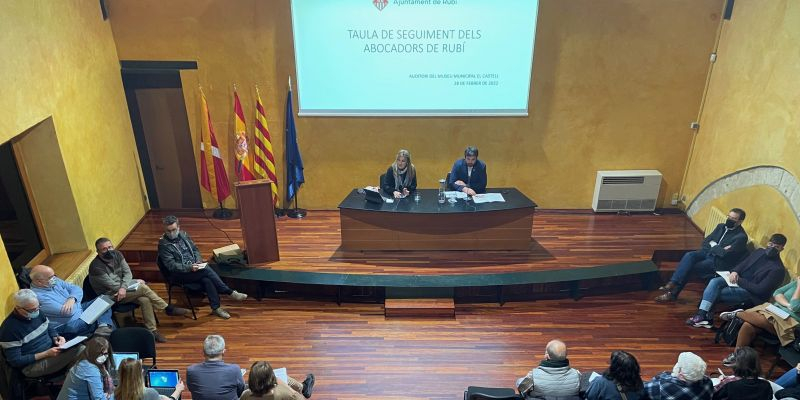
112,352,139,370
147,369,180,396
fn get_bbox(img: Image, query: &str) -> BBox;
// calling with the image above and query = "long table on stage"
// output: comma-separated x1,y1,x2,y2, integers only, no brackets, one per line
338,188,537,251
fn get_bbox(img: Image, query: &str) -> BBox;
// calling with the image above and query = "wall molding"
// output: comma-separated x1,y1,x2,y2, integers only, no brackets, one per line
686,166,800,223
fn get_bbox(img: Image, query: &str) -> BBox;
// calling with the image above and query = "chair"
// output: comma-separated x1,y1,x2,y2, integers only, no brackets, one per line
82,275,150,327
156,256,203,320
0,345,67,399
463,386,522,400
110,327,157,369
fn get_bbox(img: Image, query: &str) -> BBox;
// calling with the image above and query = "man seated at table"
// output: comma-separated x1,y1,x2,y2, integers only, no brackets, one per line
158,215,248,319
0,289,84,377
29,265,114,339
448,145,487,196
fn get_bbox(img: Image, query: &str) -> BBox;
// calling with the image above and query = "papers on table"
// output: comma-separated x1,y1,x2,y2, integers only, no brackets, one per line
274,367,288,383
60,335,88,350
716,271,739,287
444,191,468,200
80,295,114,324
766,304,791,320
472,193,506,204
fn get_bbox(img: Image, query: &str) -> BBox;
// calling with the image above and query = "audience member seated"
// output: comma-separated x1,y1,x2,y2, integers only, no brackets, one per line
187,334,246,400
239,360,315,400
0,289,84,377
89,237,188,343
516,339,581,399
157,215,248,319
448,145,487,196
656,208,749,302
720,277,800,366
381,149,417,199
644,352,713,400
775,363,800,399
29,264,114,339
56,336,115,400
115,358,184,400
774,362,800,392
686,233,787,329
586,350,645,400
713,347,772,400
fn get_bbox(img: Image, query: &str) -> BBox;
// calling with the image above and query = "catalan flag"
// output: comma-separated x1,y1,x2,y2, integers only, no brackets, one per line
254,88,279,208
233,89,255,181
199,89,231,203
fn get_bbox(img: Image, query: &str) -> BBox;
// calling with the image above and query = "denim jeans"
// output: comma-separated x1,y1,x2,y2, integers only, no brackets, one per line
55,301,115,339
698,277,758,312
669,250,718,297
775,368,798,388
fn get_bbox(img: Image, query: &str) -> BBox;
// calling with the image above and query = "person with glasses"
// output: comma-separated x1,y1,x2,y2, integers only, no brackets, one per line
0,289,84,377
115,358,184,400
29,264,115,339
685,233,787,328
656,208,749,302
57,336,115,399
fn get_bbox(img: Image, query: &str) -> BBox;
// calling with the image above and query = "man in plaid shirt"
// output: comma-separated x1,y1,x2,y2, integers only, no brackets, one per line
644,352,713,400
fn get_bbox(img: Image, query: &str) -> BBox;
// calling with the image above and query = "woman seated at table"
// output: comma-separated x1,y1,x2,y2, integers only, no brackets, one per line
382,149,417,199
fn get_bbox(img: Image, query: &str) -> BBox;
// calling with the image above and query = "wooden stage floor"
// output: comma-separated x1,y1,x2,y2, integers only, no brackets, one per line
120,209,702,276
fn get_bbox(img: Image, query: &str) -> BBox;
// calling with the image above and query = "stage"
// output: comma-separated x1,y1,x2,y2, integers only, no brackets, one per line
118,209,702,303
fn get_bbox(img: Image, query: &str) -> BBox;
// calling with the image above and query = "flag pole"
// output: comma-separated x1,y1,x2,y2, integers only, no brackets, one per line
285,76,306,219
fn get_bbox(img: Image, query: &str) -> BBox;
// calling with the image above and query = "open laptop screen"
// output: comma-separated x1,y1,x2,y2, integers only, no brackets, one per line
147,370,179,388
112,352,139,370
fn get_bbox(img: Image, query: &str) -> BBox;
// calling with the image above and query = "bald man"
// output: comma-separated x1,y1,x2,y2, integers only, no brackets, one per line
29,265,114,339
516,340,581,399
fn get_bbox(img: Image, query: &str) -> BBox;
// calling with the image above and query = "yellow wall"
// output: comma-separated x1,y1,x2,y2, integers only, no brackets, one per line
0,1,147,312
107,0,723,209
683,1,800,271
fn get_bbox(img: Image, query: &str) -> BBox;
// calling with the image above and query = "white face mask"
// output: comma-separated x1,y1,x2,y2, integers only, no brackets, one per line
96,354,108,364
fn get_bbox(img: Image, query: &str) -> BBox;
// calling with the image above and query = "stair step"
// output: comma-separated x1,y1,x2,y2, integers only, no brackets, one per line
384,298,455,318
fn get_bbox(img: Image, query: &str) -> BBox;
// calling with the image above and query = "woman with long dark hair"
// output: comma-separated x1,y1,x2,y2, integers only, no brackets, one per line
586,350,645,400
57,336,115,400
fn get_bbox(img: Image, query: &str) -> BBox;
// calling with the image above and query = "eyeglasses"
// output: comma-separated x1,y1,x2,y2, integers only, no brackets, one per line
768,242,785,251
18,306,39,313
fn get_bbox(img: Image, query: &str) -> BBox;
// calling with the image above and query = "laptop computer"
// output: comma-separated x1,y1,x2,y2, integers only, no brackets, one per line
364,188,384,204
112,352,139,370
147,369,180,397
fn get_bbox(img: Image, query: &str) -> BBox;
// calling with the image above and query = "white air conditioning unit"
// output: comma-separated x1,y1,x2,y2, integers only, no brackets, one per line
592,170,662,212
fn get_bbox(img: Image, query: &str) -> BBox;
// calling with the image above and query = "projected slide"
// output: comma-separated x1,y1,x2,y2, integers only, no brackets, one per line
290,0,539,116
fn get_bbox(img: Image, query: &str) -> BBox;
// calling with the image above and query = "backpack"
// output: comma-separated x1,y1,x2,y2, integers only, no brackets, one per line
715,316,744,346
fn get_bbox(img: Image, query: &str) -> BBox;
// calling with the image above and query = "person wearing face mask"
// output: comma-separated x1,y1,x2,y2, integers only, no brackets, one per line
447,146,487,196
57,336,115,400
29,265,115,340
720,270,800,367
684,234,787,328
89,237,188,343
0,289,84,378
656,208,749,302
381,149,417,199
157,215,248,319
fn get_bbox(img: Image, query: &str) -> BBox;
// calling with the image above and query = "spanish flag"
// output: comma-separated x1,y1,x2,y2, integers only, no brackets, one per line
199,89,231,203
254,88,280,208
233,89,255,181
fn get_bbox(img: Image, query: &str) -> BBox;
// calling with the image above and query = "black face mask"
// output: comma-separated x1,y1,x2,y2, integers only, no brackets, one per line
765,247,780,259
725,219,737,229
101,250,114,260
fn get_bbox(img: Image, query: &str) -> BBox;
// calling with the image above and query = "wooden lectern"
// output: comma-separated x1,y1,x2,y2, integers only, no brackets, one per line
234,179,279,263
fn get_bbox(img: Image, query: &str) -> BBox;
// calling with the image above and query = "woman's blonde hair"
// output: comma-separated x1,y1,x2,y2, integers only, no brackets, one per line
391,149,416,190
114,358,145,399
